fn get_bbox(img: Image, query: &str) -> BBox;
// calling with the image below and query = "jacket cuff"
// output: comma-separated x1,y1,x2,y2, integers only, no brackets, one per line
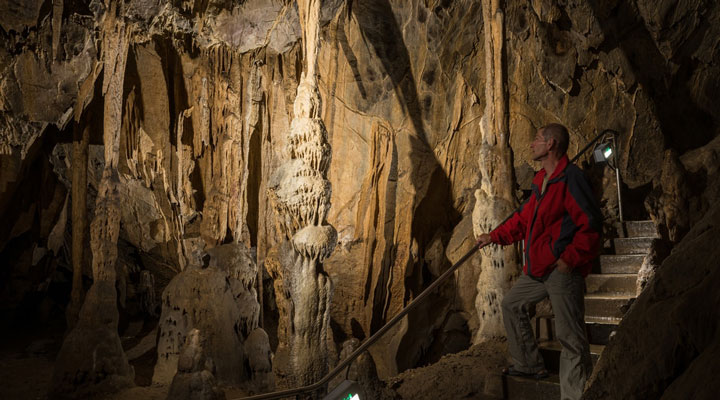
489,230,500,244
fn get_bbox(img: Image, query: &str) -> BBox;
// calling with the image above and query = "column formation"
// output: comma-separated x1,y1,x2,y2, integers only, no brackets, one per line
472,0,519,341
267,0,337,388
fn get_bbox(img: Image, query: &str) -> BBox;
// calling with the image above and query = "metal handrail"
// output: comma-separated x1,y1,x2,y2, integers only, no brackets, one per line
236,241,487,400
237,128,617,399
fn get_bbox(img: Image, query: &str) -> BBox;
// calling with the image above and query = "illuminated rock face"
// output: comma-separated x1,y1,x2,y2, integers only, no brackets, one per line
266,0,337,388
0,0,719,396
154,243,262,386
166,329,226,400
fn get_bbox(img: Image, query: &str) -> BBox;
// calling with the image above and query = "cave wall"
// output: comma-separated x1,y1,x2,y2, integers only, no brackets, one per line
0,0,719,384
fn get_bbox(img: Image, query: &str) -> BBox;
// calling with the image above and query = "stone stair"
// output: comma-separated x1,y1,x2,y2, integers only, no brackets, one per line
502,220,658,399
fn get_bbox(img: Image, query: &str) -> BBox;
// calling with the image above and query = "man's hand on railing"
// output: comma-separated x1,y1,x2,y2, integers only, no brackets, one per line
476,233,492,248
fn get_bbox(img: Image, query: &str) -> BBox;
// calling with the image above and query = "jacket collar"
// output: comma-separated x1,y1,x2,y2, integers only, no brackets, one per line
536,154,570,183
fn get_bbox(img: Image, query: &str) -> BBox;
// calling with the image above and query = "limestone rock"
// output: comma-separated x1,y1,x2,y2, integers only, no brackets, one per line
51,281,135,398
167,329,226,400
244,328,275,393
634,238,669,296
0,0,44,34
154,243,260,385
584,192,720,399
0,0,719,393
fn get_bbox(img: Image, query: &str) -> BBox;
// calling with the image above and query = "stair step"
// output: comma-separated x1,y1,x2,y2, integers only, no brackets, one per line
614,237,654,255
585,294,634,319
534,316,621,345
625,220,658,238
586,273,636,294
504,373,560,400
538,341,603,371
599,254,644,273
585,316,621,345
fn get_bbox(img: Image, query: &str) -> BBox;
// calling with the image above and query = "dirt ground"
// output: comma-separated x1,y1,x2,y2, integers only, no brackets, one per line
388,339,508,400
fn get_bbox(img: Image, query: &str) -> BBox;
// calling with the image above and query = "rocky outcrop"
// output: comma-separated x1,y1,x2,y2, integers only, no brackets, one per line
244,328,275,393
153,243,260,386
50,5,135,397
0,0,719,395
584,193,720,399
166,329,226,400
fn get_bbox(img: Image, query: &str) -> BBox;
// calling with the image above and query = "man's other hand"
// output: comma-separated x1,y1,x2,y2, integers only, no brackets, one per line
476,233,492,248
556,258,571,273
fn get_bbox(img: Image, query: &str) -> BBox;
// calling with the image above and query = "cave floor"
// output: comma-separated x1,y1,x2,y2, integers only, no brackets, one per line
0,316,508,400
0,318,64,400
389,339,508,399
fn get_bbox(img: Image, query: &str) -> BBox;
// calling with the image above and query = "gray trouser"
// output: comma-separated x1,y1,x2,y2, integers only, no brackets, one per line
502,269,593,400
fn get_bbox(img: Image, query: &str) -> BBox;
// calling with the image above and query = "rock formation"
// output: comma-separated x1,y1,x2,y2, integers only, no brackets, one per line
66,112,91,328
244,328,275,393
50,3,135,397
472,0,520,341
266,0,337,389
166,329,226,400
153,243,261,386
0,0,719,398
585,196,720,400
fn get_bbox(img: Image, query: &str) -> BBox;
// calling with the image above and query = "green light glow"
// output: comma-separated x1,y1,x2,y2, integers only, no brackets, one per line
603,147,613,158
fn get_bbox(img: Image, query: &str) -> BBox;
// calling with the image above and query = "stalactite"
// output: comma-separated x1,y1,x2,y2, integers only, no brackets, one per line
472,0,519,341
266,0,337,389
199,44,250,246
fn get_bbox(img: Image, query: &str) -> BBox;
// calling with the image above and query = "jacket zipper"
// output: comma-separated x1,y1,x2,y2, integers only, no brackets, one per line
526,172,566,277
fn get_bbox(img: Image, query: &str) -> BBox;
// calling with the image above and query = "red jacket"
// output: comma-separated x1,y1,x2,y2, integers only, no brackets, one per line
490,155,602,278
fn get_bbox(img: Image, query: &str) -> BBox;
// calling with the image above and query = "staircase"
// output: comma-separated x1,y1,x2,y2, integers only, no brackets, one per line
503,220,658,399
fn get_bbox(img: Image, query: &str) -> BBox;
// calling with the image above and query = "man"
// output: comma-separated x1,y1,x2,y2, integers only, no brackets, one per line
476,123,601,400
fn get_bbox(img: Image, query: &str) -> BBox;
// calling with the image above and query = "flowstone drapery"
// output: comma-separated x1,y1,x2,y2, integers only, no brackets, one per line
472,0,519,341
266,0,337,389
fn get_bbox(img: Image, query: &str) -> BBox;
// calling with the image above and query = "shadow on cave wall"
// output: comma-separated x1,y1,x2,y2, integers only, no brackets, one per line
349,0,463,370
587,1,717,154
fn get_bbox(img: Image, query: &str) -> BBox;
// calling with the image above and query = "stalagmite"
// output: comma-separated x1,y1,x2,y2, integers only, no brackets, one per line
51,2,134,396
472,0,519,341
266,0,337,389
166,329,226,400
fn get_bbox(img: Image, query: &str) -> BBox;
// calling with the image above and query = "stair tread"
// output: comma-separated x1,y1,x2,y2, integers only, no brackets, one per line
539,340,604,355
598,254,645,274
585,293,635,300
625,220,659,238
587,273,637,278
585,316,622,324
537,315,623,325
503,372,561,399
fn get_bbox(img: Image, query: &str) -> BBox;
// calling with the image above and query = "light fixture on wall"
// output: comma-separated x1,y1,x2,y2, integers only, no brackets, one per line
593,130,623,222
593,142,614,163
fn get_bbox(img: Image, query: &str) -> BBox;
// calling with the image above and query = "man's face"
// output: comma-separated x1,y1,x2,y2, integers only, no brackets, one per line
531,129,552,161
